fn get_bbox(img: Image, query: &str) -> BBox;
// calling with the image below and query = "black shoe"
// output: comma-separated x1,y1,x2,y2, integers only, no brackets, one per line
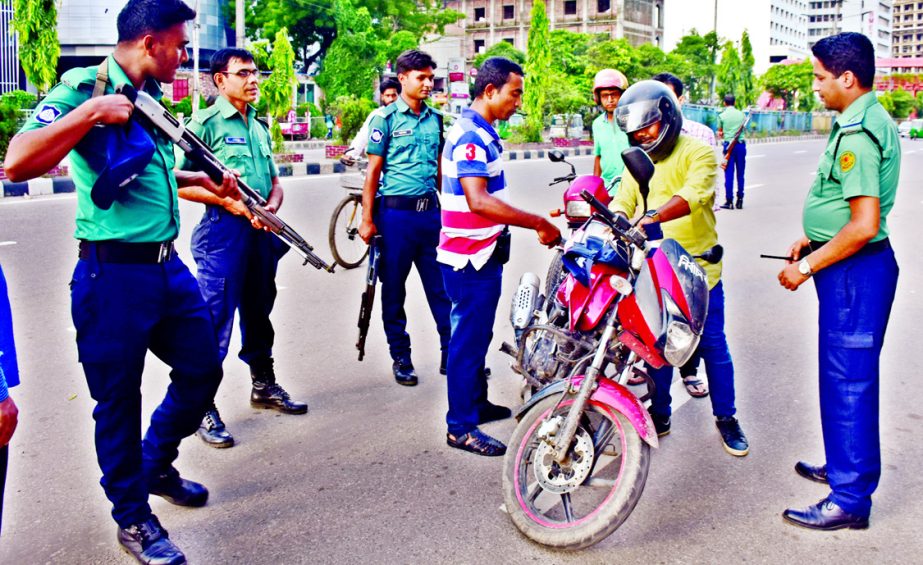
251,382,308,414
719,201,734,210
648,408,671,437
149,467,208,507
735,197,744,209
795,461,828,484
478,402,512,424
439,361,492,379
715,416,749,456
117,516,186,565
446,428,507,456
783,498,869,531
196,406,234,448
393,358,418,386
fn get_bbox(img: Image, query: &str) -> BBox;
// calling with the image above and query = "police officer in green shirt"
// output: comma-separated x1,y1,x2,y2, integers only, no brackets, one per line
2,1,238,563
357,50,452,386
778,32,900,532
178,48,307,451
717,94,747,209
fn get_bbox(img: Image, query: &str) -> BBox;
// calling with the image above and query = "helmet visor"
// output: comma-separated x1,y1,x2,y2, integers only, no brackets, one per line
615,99,662,134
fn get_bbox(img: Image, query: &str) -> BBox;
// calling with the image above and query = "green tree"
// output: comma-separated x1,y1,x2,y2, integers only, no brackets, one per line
739,30,756,106
878,91,894,115
262,29,297,119
523,0,551,142
314,0,380,101
670,30,716,103
716,40,742,99
914,91,923,116
12,0,60,93
328,96,376,145
0,91,37,161
760,60,813,110
891,88,915,119
473,41,526,69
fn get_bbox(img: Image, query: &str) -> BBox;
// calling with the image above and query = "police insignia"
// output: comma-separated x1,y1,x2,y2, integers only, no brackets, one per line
35,104,62,125
370,128,384,143
839,151,856,173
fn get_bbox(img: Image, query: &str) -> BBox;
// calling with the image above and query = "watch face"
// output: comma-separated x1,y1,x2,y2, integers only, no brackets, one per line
798,260,810,275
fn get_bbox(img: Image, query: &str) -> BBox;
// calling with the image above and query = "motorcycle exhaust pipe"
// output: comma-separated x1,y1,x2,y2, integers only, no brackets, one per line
511,272,541,340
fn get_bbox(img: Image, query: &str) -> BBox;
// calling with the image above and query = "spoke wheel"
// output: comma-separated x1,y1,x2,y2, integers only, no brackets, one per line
328,195,369,269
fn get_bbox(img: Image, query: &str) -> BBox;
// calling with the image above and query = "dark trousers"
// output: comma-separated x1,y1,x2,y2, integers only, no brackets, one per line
0,445,7,535
649,282,736,419
723,141,746,201
70,252,222,528
814,244,898,518
441,257,503,436
191,206,288,365
376,205,452,362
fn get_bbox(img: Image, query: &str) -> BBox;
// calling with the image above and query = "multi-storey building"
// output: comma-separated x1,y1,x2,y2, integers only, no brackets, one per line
445,0,664,60
892,0,923,57
0,1,22,94
806,0,893,59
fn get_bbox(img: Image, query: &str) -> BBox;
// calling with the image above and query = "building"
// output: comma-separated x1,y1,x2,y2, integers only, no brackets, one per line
806,0,893,59
0,1,22,94
445,0,664,60
892,0,923,57
663,0,809,75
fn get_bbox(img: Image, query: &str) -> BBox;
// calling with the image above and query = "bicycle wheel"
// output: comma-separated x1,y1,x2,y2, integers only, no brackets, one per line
328,195,369,269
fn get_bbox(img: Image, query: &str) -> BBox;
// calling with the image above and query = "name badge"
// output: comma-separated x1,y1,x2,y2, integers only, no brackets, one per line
392,129,413,138
225,137,247,144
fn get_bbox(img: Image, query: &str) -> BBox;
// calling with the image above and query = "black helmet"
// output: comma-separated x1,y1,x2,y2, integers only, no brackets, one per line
615,80,683,163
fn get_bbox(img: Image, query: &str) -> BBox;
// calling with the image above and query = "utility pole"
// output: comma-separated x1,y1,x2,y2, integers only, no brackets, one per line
710,0,718,103
236,0,245,48
192,0,201,114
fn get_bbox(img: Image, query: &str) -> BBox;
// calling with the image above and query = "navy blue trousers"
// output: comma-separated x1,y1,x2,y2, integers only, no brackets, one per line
70,251,222,528
376,205,452,362
814,244,898,518
723,141,746,201
441,257,503,436
191,206,288,365
649,281,736,419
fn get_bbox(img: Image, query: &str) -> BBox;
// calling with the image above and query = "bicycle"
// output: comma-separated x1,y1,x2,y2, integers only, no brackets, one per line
328,156,370,269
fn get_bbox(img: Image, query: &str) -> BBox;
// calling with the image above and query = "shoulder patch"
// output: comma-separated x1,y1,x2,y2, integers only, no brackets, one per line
34,104,62,125
839,151,856,173
369,128,384,144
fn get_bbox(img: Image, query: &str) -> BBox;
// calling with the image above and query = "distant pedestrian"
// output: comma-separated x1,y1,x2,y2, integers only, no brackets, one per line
717,94,747,209
0,262,21,536
342,78,401,164
325,113,334,139
778,31,900,532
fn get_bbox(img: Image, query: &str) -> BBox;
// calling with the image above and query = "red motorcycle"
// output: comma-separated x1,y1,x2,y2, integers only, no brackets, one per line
500,148,722,549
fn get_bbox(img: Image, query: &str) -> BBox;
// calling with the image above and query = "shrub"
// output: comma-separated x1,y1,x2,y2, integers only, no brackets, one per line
328,95,376,145
0,90,37,161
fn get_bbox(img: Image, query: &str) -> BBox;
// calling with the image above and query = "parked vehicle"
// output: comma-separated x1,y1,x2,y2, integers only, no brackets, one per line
280,118,310,140
898,120,912,138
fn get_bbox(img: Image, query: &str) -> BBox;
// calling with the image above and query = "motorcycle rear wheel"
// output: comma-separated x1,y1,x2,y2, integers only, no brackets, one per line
502,395,650,550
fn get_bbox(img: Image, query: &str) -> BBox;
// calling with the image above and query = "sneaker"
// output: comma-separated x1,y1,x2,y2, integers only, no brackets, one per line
117,516,186,565
648,408,671,437
196,405,234,448
716,416,749,456
149,467,209,507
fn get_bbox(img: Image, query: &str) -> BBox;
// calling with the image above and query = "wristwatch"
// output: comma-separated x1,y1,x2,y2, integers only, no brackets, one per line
798,258,813,277
644,209,661,222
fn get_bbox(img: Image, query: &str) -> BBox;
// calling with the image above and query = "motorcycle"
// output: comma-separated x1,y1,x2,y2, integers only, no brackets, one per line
500,147,723,550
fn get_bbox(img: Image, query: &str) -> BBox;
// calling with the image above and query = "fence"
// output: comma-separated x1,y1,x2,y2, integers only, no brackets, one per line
682,105,832,136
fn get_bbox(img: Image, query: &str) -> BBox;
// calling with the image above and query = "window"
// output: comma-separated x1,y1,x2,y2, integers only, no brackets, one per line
173,78,189,101
474,39,485,53
598,0,611,11
474,6,486,20
503,37,514,45
565,0,577,15
503,5,514,19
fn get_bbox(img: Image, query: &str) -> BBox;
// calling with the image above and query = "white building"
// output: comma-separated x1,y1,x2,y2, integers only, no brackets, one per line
807,0,893,59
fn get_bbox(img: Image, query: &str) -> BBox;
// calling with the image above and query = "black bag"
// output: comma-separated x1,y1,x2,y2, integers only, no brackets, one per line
492,228,511,265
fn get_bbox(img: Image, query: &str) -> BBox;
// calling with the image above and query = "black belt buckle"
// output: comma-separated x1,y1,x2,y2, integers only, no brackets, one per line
157,242,175,263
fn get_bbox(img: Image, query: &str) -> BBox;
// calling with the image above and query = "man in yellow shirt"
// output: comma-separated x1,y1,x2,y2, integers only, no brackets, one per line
610,80,749,457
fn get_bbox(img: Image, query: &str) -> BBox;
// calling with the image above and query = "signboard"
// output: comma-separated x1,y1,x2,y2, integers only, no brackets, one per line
450,82,469,96
448,57,466,82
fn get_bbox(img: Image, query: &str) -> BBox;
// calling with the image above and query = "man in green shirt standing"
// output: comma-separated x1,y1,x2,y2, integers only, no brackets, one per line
591,68,630,192
178,48,307,450
778,32,900,532
717,94,747,209
3,1,237,562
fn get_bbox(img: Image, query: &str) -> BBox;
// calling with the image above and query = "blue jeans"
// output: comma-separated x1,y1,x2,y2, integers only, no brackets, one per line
649,281,736,419
723,141,746,201
70,251,222,528
441,257,503,436
191,206,289,365
814,244,898,518
377,205,452,362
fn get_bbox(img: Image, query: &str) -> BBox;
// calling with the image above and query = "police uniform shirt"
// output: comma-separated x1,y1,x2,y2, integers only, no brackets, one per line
177,96,277,199
718,106,746,142
803,92,900,243
365,96,441,196
19,55,180,243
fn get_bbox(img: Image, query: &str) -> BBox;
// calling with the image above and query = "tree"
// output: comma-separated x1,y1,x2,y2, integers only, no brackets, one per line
671,30,716,103
890,88,914,119
314,0,380,101
11,0,60,93
523,0,551,142
739,30,756,106
878,91,895,115
262,29,297,119
473,41,526,69
716,41,742,99
760,60,813,110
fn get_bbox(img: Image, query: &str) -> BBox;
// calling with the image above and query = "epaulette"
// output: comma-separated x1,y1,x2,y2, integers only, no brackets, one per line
191,104,221,125
833,119,882,157
60,66,96,91
379,103,398,117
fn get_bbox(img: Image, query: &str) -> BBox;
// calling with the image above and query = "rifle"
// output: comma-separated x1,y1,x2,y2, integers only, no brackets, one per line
117,84,336,273
720,114,750,171
356,235,381,361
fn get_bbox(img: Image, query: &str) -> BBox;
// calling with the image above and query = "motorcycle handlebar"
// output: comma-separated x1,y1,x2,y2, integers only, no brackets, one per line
579,189,646,248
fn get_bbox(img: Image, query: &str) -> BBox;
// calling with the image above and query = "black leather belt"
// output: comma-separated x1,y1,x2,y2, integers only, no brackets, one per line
380,193,439,212
78,240,176,264
809,238,890,256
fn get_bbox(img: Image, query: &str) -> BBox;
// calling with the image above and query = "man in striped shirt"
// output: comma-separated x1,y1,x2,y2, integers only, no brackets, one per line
438,58,560,456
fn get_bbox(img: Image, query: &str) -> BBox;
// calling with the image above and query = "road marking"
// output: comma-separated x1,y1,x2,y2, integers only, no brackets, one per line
0,241,16,246
904,150,917,155
744,184,764,190
0,194,76,205
793,150,807,154
748,154,765,159
671,378,695,412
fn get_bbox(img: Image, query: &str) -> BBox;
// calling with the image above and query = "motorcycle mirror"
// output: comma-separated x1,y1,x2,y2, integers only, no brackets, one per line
621,147,654,201
548,150,566,162
696,244,724,264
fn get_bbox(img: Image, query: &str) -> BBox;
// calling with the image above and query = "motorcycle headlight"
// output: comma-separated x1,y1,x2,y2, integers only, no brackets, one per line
663,320,700,366
565,200,592,219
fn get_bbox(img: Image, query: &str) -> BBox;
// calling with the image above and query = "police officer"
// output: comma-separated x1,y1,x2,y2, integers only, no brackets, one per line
3,1,235,562
358,50,452,386
178,48,307,450
717,94,747,209
0,262,20,535
779,32,900,531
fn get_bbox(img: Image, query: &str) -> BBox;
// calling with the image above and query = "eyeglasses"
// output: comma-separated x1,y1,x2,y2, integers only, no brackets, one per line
220,69,260,79
599,92,622,101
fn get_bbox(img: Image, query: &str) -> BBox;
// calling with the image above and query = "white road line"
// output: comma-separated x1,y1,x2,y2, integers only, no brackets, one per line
0,194,76,205
0,241,16,246
744,184,764,190
904,150,917,155
671,378,695,412
793,150,807,154
748,154,765,159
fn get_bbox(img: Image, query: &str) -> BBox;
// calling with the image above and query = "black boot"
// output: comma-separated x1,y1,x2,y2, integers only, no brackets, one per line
719,200,734,210
196,405,234,448
250,359,308,414
117,516,187,565
735,196,744,209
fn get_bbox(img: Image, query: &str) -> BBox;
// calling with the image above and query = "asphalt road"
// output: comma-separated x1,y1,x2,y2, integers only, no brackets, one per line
1,138,923,563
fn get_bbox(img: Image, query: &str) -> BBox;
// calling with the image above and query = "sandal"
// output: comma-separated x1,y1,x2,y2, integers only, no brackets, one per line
682,373,709,398
447,429,507,457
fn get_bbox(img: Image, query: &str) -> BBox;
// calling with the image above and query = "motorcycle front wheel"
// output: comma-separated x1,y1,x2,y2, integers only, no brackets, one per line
502,394,650,550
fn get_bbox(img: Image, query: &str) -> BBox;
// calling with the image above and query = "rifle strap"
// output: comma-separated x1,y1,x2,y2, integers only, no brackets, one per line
93,58,109,98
